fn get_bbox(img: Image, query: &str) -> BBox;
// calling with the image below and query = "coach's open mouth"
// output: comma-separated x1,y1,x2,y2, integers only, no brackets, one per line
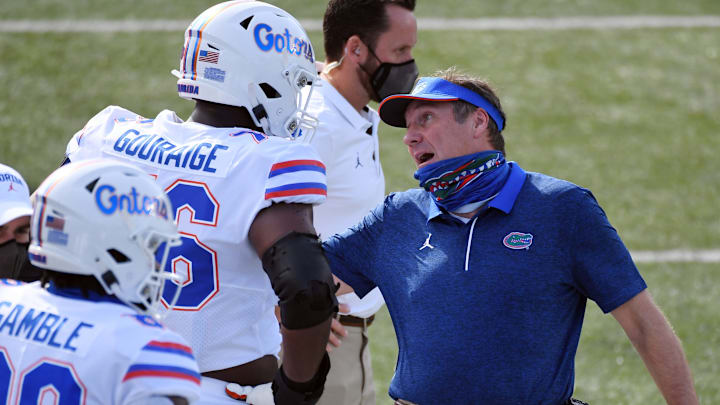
416,152,434,166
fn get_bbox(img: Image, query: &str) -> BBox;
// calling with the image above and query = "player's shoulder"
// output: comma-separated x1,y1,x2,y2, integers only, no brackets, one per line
104,312,194,354
0,278,29,287
119,316,201,393
74,105,143,143
257,136,323,165
116,313,172,331
131,321,196,357
87,105,142,126
0,279,35,298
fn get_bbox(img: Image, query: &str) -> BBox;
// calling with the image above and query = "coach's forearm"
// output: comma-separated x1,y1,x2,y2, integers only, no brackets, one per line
631,318,698,404
613,291,698,404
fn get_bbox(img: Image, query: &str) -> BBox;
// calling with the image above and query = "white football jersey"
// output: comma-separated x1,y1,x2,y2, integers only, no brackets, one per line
65,106,327,372
0,279,201,404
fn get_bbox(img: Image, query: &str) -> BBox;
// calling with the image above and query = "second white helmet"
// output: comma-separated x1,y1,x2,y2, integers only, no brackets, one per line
173,1,319,140
29,160,182,319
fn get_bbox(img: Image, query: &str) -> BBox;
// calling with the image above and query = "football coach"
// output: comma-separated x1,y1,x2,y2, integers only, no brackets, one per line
322,67,698,404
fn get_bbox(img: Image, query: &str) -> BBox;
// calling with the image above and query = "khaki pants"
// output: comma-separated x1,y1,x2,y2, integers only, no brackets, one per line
317,323,376,405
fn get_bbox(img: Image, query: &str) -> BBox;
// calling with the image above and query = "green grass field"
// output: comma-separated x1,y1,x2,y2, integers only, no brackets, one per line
1,1,718,403
3,0,720,19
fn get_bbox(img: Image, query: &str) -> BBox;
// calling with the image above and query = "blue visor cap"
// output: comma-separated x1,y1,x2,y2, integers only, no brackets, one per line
378,77,504,131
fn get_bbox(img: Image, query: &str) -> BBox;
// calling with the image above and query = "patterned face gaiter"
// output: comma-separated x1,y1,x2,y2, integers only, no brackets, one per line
414,150,510,212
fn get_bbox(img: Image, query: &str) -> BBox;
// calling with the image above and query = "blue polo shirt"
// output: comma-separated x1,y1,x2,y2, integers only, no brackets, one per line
323,163,646,404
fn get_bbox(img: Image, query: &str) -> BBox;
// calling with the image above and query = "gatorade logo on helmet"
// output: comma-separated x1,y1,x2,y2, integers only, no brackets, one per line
253,23,314,63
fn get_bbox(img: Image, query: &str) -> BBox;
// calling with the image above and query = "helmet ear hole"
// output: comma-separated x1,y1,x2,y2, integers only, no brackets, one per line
86,178,100,193
239,15,253,29
259,83,281,99
107,249,131,264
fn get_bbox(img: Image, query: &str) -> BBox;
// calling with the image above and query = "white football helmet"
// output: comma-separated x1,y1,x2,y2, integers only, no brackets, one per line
29,160,181,319
173,0,319,140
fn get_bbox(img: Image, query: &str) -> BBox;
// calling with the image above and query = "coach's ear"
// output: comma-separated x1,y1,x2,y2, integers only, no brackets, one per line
471,107,491,139
344,35,366,65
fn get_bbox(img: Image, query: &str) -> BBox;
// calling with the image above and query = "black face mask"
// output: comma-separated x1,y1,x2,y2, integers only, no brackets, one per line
0,239,29,279
0,240,42,282
362,47,419,102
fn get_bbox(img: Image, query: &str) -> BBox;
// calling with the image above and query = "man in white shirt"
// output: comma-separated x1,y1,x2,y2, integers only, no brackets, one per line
307,1,418,404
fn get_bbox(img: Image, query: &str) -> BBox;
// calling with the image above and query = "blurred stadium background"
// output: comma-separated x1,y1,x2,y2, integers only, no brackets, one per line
1,1,719,403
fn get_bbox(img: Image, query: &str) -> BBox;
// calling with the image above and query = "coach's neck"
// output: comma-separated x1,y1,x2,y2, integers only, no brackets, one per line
321,63,370,114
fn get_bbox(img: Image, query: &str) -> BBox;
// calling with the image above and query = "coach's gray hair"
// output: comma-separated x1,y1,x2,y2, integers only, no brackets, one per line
435,67,506,155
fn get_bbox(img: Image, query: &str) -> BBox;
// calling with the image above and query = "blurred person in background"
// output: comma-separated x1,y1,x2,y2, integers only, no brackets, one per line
305,0,417,404
0,162,42,281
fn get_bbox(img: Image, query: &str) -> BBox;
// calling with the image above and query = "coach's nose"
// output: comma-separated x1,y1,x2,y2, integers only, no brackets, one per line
403,126,422,147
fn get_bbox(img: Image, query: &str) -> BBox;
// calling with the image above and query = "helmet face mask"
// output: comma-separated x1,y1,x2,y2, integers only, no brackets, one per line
29,160,182,319
275,64,319,141
105,226,182,317
174,1,319,140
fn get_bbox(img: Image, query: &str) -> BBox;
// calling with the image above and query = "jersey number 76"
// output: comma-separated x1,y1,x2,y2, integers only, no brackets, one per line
161,180,220,311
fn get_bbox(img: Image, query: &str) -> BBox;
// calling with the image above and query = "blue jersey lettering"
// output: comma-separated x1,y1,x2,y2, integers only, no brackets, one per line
0,304,22,334
0,302,96,353
14,308,45,339
64,322,94,352
112,129,229,174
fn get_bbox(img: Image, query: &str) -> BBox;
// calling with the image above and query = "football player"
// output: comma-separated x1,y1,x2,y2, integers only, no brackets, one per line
63,2,337,404
1,160,200,404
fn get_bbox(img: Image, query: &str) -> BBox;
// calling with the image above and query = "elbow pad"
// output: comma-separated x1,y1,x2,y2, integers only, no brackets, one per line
262,232,338,329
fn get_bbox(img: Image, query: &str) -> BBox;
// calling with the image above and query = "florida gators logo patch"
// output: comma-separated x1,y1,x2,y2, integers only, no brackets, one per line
503,232,533,250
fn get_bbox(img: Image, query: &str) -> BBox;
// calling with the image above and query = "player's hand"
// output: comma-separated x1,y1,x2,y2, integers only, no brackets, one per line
327,304,349,352
226,382,274,405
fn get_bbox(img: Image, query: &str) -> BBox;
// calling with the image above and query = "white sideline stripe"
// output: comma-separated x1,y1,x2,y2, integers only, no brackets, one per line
1,16,720,33
417,16,720,30
630,249,720,263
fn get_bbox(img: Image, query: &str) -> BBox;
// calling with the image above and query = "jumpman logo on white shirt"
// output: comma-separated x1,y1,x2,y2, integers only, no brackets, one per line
419,233,434,250
355,152,363,168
